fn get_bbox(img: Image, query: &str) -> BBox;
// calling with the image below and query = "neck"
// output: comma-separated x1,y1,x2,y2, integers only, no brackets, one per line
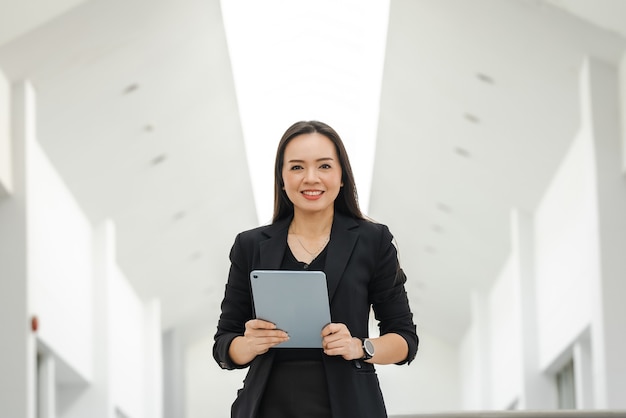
290,208,334,237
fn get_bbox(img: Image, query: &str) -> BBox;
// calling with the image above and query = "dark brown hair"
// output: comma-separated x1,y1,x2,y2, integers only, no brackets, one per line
272,120,364,222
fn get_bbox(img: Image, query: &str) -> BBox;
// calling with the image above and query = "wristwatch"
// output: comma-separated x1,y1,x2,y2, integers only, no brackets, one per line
359,337,375,360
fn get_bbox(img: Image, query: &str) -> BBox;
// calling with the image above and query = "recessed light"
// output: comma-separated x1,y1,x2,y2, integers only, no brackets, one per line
424,245,437,254
190,252,203,261
144,124,154,132
455,147,471,158
437,202,451,213
123,83,139,95
476,72,494,84
172,211,186,221
464,113,480,124
150,154,167,166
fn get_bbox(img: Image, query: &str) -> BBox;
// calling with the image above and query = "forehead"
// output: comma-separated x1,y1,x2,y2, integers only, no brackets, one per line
284,132,337,158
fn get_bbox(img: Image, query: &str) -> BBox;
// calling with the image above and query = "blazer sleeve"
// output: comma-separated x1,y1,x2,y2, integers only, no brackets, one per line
213,233,254,370
369,224,419,365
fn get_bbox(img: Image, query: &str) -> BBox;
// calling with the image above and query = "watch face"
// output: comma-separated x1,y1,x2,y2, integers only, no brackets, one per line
364,339,375,356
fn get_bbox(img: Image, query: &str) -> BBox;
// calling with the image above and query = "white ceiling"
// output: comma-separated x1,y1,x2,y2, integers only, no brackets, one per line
0,0,624,345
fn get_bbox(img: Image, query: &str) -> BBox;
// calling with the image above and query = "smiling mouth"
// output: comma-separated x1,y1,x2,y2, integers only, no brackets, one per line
302,190,323,196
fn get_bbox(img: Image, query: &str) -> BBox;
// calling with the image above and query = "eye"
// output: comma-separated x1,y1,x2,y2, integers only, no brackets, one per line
320,163,332,169
289,165,303,170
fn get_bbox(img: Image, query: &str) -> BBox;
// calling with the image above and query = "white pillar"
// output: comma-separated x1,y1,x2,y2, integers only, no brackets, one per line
615,52,626,408
510,209,555,409
581,56,626,408
144,300,163,418
37,354,56,418
57,221,116,418
469,290,491,409
0,68,11,197
163,329,186,418
572,334,594,409
0,81,37,418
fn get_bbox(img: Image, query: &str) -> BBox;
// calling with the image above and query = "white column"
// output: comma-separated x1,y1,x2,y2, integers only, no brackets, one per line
616,51,626,407
0,68,11,197
37,354,56,418
163,329,186,418
58,221,115,418
510,209,555,409
144,300,163,418
573,335,594,409
0,81,37,418
469,290,491,409
581,56,626,408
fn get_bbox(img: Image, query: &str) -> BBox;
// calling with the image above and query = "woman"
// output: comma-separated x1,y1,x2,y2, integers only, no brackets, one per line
213,121,418,417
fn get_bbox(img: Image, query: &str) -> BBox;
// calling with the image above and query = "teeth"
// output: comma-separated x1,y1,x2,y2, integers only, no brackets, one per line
302,191,322,196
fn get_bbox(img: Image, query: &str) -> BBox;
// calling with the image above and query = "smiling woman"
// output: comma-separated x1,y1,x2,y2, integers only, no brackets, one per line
213,120,418,418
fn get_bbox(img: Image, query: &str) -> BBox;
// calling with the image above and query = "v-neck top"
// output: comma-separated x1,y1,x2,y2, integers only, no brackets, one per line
271,244,328,362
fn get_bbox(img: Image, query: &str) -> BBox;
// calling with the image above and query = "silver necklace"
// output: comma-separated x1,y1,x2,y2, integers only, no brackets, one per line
294,234,330,257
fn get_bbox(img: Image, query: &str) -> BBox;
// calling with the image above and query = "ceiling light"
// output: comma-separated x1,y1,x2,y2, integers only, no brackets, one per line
455,147,471,158
123,83,139,95
464,113,480,124
437,202,451,213
150,154,167,166
476,72,494,84
190,252,202,261
144,124,154,132
172,211,186,221
431,224,444,233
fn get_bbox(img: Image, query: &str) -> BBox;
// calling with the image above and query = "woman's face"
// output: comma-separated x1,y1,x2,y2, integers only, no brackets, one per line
282,132,343,217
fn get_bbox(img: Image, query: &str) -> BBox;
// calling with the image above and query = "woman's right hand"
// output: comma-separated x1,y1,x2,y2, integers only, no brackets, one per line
229,319,290,365
243,319,290,355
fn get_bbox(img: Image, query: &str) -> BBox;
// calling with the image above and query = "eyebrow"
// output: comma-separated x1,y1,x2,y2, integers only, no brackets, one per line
286,157,335,163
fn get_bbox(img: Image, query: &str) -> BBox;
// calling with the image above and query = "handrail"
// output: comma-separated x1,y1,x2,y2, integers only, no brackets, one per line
391,411,626,418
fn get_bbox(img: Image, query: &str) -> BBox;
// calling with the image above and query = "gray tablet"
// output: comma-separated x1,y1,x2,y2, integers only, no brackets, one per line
250,270,331,348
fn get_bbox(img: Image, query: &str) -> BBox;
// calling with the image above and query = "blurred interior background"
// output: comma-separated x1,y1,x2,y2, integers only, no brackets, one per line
1,0,626,417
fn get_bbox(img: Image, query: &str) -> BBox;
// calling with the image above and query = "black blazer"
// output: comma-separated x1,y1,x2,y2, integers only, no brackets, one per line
213,212,418,418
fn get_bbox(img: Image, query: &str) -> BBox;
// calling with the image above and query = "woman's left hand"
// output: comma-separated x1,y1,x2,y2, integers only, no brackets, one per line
321,323,362,360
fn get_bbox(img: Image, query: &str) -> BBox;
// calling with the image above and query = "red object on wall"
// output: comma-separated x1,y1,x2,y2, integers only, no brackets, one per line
31,315,38,332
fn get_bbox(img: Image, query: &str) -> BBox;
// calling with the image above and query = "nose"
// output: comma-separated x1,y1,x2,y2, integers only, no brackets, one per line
304,167,319,183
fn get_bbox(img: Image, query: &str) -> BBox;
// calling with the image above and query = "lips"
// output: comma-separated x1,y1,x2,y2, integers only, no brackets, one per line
301,190,324,200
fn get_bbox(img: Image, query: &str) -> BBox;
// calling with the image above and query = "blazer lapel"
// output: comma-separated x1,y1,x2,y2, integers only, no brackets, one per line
258,217,291,269
325,212,359,302
257,213,359,303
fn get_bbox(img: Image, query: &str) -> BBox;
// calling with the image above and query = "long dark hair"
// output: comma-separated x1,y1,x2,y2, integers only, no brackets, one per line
272,120,364,222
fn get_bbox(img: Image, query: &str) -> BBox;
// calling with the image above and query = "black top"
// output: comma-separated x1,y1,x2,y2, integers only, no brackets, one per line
257,244,332,418
272,245,328,363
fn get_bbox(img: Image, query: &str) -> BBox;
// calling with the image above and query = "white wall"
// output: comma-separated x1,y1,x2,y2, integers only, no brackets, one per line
534,129,597,371
0,80,37,418
28,138,94,383
618,51,626,175
0,67,10,197
110,264,163,418
186,336,247,418
0,77,163,417
379,330,461,414
487,256,522,409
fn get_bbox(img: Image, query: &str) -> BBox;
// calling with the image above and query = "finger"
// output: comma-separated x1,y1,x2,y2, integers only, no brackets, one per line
245,328,289,340
321,322,347,337
249,334,290,355
324,336,352,350
247,319,278,330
